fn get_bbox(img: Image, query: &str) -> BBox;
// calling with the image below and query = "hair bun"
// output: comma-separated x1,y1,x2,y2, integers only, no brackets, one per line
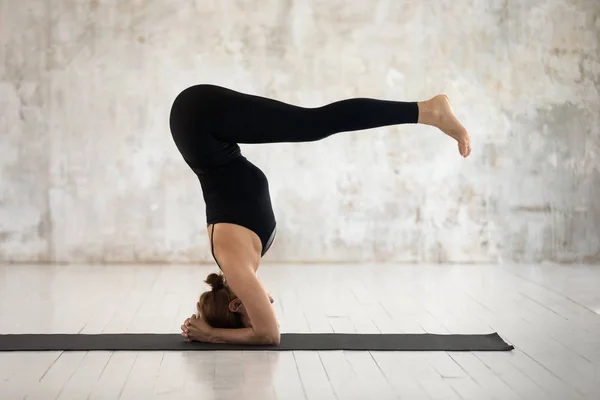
205,273,225,291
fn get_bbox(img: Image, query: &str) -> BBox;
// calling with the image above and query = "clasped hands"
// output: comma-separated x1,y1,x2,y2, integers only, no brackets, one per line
180,313,213,342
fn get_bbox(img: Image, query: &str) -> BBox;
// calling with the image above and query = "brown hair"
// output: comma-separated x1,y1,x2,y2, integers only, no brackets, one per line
198,273,244,329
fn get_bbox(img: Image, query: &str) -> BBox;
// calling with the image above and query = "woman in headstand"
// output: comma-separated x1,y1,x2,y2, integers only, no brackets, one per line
171,84,471,345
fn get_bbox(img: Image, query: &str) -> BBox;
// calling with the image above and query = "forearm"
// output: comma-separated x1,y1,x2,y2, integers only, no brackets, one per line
209,327,279,346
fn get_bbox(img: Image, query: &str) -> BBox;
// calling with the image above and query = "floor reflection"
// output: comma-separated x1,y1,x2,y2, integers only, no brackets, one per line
181,349,281,398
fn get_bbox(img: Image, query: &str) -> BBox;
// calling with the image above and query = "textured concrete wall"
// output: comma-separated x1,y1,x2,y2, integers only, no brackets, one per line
1,0,599,264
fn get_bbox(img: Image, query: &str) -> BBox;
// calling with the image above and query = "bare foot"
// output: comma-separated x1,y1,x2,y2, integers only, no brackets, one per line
418,95,471,158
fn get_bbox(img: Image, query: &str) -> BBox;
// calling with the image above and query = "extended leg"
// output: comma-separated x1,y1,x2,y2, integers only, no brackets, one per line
187,84,471,157
199,85,419,144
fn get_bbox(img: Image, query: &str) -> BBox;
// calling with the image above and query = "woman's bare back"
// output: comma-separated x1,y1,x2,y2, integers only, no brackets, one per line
208,223,264,272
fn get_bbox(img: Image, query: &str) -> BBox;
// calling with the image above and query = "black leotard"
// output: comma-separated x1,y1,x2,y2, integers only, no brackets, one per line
168,84,419,262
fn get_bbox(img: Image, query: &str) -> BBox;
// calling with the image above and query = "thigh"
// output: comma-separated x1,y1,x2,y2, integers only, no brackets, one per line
169,91,242,173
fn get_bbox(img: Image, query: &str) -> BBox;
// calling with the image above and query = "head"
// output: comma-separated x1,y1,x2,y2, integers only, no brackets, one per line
197,273,251,329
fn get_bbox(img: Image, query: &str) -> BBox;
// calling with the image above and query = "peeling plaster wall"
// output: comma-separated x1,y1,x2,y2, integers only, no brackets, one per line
1,0,599,263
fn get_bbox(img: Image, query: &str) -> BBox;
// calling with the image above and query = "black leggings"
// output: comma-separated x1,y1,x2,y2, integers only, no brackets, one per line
169,84,419,261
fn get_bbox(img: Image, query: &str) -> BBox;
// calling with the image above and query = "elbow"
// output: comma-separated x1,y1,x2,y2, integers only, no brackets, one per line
255,330,280,346
269,333,281,346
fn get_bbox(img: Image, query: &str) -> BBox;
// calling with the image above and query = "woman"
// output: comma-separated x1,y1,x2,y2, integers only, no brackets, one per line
170,84,471,345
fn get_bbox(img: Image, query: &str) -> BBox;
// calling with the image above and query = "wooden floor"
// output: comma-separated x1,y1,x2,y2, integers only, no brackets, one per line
0,263,598,400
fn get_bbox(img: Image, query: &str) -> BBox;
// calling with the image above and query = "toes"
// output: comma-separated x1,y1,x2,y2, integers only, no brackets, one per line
458,135,471,158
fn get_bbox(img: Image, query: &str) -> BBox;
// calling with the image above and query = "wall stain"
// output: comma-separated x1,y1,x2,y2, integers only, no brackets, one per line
37,210,52,240
0,232,14,242
512,205,552,213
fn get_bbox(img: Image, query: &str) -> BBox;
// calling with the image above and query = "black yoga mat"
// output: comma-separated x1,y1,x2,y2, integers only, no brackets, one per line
0,333,513,352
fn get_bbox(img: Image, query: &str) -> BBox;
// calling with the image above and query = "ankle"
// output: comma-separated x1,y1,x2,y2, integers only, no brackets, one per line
417,100,439,126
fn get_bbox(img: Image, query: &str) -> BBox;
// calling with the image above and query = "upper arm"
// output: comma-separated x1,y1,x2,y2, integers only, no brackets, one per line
220,259,280,341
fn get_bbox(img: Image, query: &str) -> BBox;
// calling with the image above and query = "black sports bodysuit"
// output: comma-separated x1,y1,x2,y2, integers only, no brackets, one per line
168,84,419,261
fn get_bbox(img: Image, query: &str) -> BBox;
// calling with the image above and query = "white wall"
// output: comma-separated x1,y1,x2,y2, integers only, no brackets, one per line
1,0,599,263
